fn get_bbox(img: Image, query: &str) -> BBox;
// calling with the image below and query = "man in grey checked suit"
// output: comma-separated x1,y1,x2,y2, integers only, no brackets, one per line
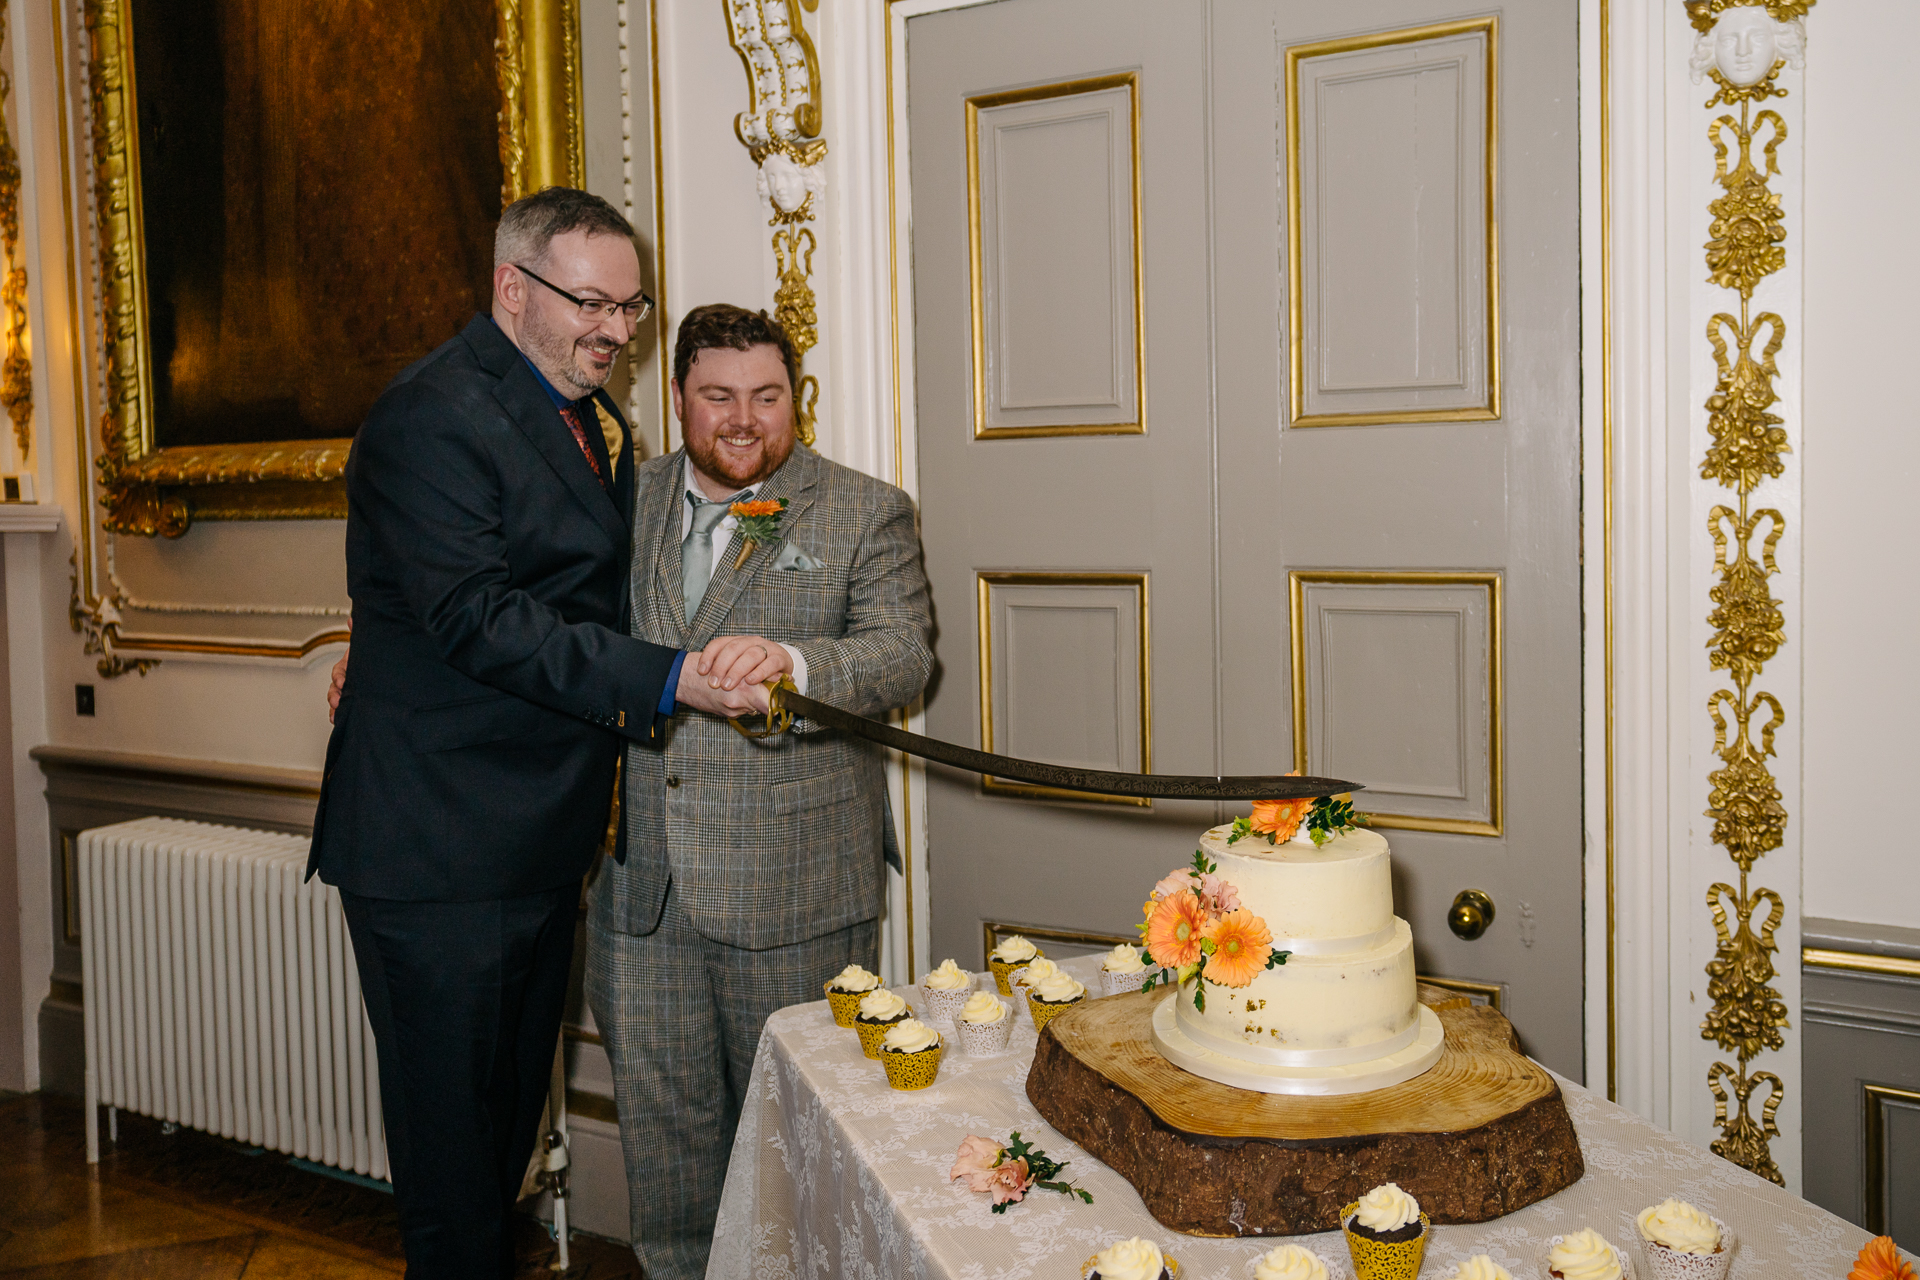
586,304,933,1278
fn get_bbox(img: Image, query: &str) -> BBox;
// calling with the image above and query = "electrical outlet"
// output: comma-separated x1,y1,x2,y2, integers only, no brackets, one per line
75,684,95,716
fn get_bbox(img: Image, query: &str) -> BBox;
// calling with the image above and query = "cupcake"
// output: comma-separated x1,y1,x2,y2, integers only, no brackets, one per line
824,963,882,1027
1026,970,1087,1033
1447,1256,1512,1280
877,1017,944,1090
955,990,1014,1056
1099,942,1150,996
1013,957,1060,1014
919,958,973,1025
853,988,912,1059
1084,1236,1177,1279
1254,1242,1330,1280
1341,1182,1429,1280
1544,1228,1630,1280
1635,1200,1729,1280
987,935,1040,994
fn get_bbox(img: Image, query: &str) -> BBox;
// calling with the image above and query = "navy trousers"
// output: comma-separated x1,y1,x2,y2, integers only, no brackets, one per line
341,883,577,1280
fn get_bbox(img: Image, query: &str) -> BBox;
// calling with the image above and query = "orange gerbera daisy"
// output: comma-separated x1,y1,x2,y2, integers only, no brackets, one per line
1145,890,1209,969
731,499,785,518
1201,909,1273,987
1851,1237,1917,1280
1249,797,1312,843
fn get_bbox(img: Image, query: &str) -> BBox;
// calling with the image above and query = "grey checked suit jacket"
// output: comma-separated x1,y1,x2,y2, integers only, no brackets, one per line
587,444,934,950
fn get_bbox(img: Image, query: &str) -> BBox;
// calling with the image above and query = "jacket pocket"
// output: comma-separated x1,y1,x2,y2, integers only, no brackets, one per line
768,769,862,816
407,693,542,753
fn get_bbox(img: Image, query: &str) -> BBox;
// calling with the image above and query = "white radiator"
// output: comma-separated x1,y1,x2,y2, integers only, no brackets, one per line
78,816,388,1180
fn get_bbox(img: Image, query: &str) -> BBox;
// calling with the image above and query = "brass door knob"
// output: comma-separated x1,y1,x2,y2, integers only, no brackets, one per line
1447,889,1496,941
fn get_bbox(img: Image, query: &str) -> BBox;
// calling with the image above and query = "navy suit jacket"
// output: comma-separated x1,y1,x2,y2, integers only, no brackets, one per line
308,315,678,901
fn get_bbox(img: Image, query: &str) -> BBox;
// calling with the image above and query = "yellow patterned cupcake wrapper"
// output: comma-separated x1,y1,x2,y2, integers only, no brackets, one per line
987,956,1024,995
1028,994,1081,1035
879,1042,943,1090
854,1015,908,1060
1341,1204,1430,1280
823,984,866,1028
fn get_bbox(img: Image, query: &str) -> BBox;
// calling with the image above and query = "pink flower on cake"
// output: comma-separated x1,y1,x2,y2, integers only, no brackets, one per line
950,1135,1003,1192
1150,871,1189,901
1197,872,1242,916
1201,909,1273,987
1146,890,1209,969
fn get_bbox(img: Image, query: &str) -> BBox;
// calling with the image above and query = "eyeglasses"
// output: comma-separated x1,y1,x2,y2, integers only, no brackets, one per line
514,263,655,324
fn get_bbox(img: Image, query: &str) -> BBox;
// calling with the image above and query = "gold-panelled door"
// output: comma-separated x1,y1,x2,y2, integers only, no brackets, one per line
907,0,1585,1072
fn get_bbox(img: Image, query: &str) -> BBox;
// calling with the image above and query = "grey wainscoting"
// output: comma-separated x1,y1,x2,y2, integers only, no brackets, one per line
1801,916,1920,1251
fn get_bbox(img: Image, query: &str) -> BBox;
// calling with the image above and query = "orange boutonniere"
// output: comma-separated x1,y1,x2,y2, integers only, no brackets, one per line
1852,1237,1917,1280
728,497,788,569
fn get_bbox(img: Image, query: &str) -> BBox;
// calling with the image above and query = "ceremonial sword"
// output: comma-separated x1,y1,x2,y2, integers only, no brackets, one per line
732,679,1361,803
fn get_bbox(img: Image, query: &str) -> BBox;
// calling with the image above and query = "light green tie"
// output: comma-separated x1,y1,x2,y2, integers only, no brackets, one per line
682,491,740,622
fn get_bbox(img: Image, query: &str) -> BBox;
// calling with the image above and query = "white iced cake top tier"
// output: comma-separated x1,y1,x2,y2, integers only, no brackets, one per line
1197,823,1394,953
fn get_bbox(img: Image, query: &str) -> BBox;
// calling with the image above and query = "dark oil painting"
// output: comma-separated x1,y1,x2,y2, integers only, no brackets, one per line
129,0,502,447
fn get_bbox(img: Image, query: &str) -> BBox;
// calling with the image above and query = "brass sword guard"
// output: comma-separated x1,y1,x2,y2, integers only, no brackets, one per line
728,674,799,740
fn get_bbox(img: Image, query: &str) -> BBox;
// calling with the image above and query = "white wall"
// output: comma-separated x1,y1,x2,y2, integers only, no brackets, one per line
1801,3,1920,931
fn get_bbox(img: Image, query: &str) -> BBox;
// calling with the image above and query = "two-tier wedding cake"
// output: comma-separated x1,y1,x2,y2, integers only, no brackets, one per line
1141,807,1444,1096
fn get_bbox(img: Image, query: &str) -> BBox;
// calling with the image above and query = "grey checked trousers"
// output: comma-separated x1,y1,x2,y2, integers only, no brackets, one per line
585,884,878,1280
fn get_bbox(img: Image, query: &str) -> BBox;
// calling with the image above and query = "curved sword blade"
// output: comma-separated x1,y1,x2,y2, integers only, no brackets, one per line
776,689,1362,802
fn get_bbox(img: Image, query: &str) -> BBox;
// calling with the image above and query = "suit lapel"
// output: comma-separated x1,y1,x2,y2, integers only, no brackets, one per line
478,328,626,546
639,451,694,643
686,447,821,646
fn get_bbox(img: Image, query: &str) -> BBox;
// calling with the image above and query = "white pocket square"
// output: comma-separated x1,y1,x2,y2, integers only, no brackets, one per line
772,544,825,571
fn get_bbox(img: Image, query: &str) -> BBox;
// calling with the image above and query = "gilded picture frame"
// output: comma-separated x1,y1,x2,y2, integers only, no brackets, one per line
81,0,585,537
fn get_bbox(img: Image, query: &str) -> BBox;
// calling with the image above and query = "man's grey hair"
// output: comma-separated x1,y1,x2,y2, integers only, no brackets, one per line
494,186,636,270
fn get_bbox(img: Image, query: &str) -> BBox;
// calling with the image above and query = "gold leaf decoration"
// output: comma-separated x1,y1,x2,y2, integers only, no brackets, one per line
1694,8,1802,1187
0,0,30,461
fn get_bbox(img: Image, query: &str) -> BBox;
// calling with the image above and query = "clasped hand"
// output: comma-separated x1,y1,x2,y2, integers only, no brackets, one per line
325,635,791,723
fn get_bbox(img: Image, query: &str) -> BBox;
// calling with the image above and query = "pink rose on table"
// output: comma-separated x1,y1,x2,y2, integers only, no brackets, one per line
950,1135,1002,1190
987,1157,1032,1205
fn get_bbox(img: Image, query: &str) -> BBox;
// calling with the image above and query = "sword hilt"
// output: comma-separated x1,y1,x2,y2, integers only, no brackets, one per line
727,674,799,740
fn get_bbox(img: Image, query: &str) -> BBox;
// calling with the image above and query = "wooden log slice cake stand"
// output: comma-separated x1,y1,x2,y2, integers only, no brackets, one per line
1026,984,1584,1238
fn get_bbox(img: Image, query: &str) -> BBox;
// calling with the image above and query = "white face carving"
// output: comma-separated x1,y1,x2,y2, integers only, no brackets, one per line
760,153,809,213
1713,9,1780,87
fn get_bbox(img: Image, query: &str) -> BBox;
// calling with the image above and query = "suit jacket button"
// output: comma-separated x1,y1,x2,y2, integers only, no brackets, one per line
666,775,680,788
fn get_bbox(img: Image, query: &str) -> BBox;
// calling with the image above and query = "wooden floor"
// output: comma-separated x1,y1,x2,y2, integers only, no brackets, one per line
0,1092,644,1278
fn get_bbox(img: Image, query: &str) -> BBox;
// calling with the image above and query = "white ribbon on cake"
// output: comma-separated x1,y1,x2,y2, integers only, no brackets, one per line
1265,922,1396,958
1174,1003,1422,1068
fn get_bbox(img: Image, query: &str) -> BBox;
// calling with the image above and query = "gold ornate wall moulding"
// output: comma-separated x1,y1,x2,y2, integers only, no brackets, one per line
0,0,28,463
1688,0,1811,1188
80,0,581,538
725,0,825,446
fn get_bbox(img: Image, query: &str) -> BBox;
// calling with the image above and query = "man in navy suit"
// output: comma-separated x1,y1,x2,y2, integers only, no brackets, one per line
309,188,772,1278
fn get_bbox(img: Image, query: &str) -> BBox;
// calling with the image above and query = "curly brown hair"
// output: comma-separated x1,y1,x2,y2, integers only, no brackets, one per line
671,304,800,394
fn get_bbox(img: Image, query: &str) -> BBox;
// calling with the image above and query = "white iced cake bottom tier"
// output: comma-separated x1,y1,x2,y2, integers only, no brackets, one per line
1172,917,1420,1066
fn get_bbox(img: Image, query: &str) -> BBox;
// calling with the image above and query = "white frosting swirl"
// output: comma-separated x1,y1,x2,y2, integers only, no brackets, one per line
1016,957,1061,987
1089,1237,1164,1280
990,935,1038,962
828,964,881,993
1548,1229,1622,1280
1451,1255,1511,1280
880,1017,940,1054
1353,1182,1420,1233
1254,1243,1328,1280
923,959,970,990
857,989,907,1021
1637,1200,1720,1255
1032,971,1086,1003
1103,943,1147,973
960,992,1008,1024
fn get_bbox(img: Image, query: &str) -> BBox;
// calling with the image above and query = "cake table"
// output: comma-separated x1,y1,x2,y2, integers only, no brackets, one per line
1027,983,1584,1236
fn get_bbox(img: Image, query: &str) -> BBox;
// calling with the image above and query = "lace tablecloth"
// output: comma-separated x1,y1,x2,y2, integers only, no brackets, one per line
709,957,1878,1279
